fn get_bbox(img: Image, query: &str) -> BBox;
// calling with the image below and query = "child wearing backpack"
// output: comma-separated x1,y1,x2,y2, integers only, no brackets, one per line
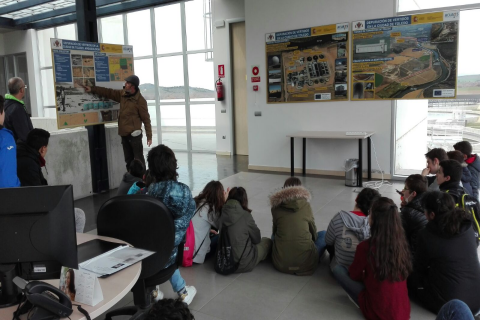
447,150,473,195
345,197,411,320
191,181,229,264
270,177,320,276
437,159,480,240
216,187,272,274
454,141,480,199
409,191,480,315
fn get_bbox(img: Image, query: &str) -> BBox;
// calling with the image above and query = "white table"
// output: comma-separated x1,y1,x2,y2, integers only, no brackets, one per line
286,131,375,186
0,233,141,320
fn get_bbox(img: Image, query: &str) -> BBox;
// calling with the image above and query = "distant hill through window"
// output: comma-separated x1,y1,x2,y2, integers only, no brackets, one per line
139,83,215,100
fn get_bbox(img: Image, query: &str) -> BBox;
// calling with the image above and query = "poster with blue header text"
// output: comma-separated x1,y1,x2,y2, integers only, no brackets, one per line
50,39,134,129
351,11,459,100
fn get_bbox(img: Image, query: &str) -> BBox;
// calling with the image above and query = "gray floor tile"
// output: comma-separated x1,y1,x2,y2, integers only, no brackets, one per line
192,311,227,320
276,295,364,320
236,261,310,294
175,267,240,311
199,279,297,320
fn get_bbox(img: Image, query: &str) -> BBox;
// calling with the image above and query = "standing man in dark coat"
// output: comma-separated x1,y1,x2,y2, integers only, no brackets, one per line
4,77,33,142
83,75,152,169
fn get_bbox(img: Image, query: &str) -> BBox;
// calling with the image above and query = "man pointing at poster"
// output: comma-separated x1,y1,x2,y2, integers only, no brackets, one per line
83,75,152,169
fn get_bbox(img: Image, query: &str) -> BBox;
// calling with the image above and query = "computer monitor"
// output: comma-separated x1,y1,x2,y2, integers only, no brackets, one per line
0,185,78,307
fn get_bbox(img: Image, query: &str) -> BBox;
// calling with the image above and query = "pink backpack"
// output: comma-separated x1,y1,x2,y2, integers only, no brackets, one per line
182,221,195,267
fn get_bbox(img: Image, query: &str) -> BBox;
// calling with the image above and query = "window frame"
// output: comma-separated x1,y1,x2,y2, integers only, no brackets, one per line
392,1,480,179
35,1,216,152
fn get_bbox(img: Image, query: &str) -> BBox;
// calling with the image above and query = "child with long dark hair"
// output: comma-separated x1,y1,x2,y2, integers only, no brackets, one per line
410,191,480,315
218,187,272,273
346,197,411,320
192,180,229,263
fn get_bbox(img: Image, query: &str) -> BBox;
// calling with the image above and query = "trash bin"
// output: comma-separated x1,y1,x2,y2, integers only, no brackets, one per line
345,159,359,187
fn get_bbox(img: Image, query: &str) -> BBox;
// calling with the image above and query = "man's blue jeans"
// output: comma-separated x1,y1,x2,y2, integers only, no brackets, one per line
436,300,474,320
315,231,327,258
332,263,365,304
169,269,186,293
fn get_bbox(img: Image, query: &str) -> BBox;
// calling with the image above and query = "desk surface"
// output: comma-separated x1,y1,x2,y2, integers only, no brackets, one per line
287,131,375,139
0,233,141,320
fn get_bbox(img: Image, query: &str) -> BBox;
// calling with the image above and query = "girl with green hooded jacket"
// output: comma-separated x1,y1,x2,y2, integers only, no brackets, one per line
269,177,322,276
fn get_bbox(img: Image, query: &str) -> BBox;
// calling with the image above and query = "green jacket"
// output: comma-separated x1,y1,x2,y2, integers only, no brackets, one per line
219,199,261,273
270,186,318,275
91,86,152,140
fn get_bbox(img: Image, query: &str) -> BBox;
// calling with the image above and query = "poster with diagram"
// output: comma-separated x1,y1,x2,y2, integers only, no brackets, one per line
51,39,134,129
265,22,350,103
351,11,459,100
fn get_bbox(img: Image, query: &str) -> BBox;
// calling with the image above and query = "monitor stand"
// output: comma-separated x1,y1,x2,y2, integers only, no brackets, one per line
0,264,22,308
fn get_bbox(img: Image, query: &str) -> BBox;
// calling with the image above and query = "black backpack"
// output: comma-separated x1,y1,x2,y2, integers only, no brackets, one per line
446,190,480,241
214,224,249,275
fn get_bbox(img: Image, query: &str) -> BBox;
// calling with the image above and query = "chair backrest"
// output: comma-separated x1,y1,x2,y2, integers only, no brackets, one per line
97,195,175,280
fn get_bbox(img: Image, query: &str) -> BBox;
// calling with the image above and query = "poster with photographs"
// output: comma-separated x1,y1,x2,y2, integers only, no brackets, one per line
351,11,459,100
50,39,134,129
265,22,350,103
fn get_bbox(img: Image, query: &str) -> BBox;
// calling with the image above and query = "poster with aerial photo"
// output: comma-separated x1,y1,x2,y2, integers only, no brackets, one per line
351,11,459,100
50,39,134,129
265,22,350,103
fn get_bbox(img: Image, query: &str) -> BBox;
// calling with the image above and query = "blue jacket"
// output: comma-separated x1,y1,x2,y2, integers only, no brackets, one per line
0,127,20,188
148,180,196,268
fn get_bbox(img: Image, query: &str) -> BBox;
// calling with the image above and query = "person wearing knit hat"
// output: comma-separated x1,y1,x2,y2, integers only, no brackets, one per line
83,75,152,169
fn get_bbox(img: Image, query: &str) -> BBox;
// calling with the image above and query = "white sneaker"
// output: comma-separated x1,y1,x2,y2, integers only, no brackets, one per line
178,286,196,305
152,285,164,302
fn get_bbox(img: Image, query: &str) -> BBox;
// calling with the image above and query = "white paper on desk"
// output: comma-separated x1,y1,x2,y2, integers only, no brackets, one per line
59,267,103,306
79,246,154,277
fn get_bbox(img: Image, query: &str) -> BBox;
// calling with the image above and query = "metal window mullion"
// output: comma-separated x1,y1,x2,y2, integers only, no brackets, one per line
123,14,128,45
181,2,192,152
185,48,213,55
97,19,102,43
34,30,46,116
398,3,480,15
157,101,186,106
189,100,215,105
150,7,162,145
156,51,184,58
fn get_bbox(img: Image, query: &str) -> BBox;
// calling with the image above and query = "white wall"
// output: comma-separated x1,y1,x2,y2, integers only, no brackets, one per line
213,0,396,174
1,29,42,117
213,0,246,154
244,0,396,174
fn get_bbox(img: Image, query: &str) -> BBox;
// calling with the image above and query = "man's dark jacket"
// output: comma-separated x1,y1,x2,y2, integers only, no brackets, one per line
4,98,33,142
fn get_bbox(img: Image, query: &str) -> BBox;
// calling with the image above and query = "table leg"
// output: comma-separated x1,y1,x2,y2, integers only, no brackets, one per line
291,137,294,177
303,138,306,176
358,139,363,187
367,137,372,181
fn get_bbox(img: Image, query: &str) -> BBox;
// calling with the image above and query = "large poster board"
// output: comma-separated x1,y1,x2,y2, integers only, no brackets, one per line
351,11,459,100
51,39,134,129
265,22,350,103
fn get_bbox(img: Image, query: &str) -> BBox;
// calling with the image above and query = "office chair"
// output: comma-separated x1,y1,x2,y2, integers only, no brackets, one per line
97,195,184,320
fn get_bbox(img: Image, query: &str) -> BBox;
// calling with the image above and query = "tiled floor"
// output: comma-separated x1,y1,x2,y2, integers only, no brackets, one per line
91,170,440,320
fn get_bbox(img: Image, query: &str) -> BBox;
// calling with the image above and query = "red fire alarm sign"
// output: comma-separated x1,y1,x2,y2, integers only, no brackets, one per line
218,65,225,78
